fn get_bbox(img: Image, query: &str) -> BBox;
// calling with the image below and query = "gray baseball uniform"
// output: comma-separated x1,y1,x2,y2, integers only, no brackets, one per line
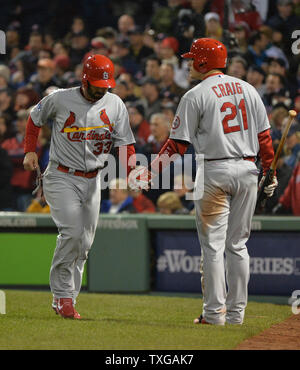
30,87,135,302
170,73,270,324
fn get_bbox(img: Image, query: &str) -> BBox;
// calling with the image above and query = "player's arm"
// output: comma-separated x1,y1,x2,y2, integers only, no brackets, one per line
117,144,136,176
128,138,189,191
23,116,41,171
23,92,57,171
150,138,190,174
257,128,274,175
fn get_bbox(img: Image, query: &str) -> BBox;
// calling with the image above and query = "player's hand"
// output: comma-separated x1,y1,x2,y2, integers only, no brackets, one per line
23,152,39,171
259,175,278,198
128,165,153,191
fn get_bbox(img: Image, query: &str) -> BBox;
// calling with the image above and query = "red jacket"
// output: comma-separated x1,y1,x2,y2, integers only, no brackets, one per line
133,193,155,213
137,120,151,144
279,162,300,216
1,136,36,190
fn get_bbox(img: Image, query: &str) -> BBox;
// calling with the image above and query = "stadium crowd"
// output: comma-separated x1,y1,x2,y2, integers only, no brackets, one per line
0,0,299,215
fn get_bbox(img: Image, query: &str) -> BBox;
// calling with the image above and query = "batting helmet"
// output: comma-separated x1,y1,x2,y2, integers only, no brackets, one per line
181,38,227,74
82,54,116,88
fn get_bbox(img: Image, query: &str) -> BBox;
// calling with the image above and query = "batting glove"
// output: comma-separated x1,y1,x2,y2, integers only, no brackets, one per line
259,175,278,198
128,166,153,191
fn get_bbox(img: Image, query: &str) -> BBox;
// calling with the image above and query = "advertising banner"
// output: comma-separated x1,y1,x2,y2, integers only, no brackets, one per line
154,231,300,296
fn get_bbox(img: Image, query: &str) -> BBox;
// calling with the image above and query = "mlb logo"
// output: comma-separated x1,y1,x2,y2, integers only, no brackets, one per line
103,71,109,80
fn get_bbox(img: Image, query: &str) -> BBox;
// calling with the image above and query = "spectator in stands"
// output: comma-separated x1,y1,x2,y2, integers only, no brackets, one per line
111,40,140,77
159,63,186,98
127,26,153,68
204,12,223,41
143,56,161,83
5,22,21,62
227,0,262,31
284,123,300,169
54,54,71,84
139,78,161,121
273,154,300,215
243,31,269,69
0,146,13,211
159,37,179,67
173,174,195,211
0,88,15,120
156,191,189,215
267,0,300,55
1,109,36,211
0,65,10,89
129,190,156,213
118,73,140,102
52,41,69,58
150,0,184,35
127,102,151,153
145,113,170,155
112,80,132,103
227,56,247,80
24,31,44,66
269,103,290,142
187,0,208,39
101,178,134,214
246,65,266,97
29,58,61,98
117,14,135,42
95,27,118,51
161,102,177,126
267,57,298,99
83,37,110,62
262,73,288,113
0,113,15,143
64,16,88,47
68,31,90,67
26,193,50,213
14,87,40,112
231,21,250,54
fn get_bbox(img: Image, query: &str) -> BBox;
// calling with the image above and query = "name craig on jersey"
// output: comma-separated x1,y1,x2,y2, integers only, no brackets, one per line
212,81,243,98
67,129,111,143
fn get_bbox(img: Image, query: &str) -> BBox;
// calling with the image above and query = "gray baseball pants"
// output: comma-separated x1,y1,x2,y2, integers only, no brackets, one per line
43,161,101,303
194,158,258,325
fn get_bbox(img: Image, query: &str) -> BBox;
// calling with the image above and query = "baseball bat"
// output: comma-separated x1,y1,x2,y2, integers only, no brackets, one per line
257,110,297,206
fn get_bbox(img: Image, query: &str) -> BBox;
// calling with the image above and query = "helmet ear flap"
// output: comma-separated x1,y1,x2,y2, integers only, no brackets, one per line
193,56,208,73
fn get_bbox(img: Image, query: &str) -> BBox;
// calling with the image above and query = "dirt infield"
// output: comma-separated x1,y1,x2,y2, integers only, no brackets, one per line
235,313,300,350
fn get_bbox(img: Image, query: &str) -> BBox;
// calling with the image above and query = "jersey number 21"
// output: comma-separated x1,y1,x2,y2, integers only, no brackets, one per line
221,99,248,134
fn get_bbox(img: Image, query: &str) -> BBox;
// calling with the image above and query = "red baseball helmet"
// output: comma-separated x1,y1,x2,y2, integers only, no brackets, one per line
82,54,116,88
181,38,227,74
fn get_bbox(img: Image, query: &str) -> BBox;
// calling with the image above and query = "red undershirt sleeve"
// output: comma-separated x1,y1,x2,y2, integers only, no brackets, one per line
150,138,189,174
117,144,136,176
257,129,275,175
24,116,40,154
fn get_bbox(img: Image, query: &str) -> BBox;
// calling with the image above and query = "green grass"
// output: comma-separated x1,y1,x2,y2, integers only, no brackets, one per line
0,290,291,350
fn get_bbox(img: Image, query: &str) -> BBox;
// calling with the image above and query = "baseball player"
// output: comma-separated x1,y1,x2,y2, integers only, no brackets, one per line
131,38,278,325
23,55,136,319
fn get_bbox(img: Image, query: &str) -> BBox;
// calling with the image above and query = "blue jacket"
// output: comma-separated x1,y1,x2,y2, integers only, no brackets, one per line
101,196,134,214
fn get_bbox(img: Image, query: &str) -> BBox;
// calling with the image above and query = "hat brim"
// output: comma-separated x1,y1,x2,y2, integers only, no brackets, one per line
89,79,116,88
181,52,194,59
